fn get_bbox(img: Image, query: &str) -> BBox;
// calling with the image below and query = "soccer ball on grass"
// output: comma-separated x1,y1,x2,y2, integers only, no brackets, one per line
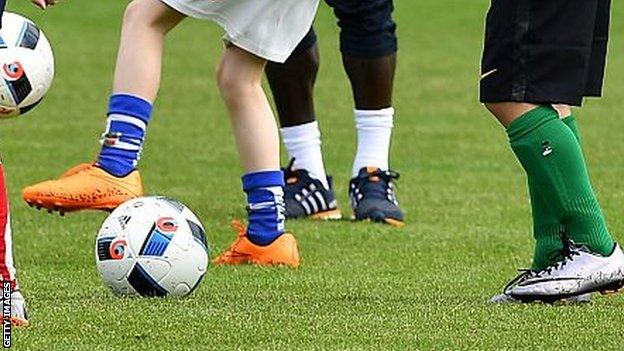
96,196,209,297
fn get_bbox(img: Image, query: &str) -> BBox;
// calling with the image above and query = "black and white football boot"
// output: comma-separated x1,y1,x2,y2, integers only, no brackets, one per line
349,167,404,227
282,159,341,220
489,270,592,304
492,241,624,304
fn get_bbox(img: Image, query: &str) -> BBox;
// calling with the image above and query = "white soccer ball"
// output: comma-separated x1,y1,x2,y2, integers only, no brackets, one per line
0,12,54,118
96,196,209,297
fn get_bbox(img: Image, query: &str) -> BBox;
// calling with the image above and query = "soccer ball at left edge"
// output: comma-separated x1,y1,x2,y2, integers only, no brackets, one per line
96,196,209,297
0,12,54,118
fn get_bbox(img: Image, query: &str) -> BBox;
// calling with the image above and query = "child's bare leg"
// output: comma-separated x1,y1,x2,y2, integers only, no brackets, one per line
213,45,294,260
113,0,185,100
22,0,187,213
217,45,280,173
98,0,184,175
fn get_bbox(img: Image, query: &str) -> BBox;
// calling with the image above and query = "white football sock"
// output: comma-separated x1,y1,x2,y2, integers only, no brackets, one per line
352,107,394,176
280,121,330,189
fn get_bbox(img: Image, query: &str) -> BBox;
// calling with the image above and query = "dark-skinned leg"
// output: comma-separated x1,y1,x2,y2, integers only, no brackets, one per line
328,0,403,225
344,53,397,176
343,53,395,110
266,36,319,128
327,0,397,175
265,29,330,190
264,28,340,220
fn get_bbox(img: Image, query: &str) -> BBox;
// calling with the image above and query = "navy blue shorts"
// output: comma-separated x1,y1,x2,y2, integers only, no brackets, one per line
0,0,5,28
294,0,397,59
326,0,397,58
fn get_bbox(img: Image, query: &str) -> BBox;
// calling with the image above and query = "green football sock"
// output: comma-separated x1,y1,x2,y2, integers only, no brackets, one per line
507,106,614,260
528,114,579,270
528,180,564,270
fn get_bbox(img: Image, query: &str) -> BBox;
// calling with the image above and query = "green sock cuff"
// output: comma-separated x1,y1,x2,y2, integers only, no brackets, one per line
561,114,576,125
561,114,581,142
506,106,559,142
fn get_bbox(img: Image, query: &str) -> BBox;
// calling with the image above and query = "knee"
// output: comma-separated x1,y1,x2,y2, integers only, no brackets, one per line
286,43,320,77
217,46,265,104
484,102,542,127
266,42,319,84
484,102,512,121
552,104,572,118
123,0,149,27
483,102,500,116
123,0,178,33
303,45,320,73
216,63,235,103
216,60,256,104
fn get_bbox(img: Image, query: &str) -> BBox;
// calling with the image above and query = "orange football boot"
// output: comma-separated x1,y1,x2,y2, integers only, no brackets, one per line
213,221,300,267
22,164,143,214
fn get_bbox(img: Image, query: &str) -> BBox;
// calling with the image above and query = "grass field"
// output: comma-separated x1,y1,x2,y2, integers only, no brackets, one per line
2,0,624,350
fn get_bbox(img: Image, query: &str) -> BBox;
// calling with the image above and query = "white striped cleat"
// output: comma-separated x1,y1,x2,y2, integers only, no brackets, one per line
282,160,341,220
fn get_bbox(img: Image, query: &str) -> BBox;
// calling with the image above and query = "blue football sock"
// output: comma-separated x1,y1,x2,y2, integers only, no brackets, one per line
97,94,152,177
242,171,286,246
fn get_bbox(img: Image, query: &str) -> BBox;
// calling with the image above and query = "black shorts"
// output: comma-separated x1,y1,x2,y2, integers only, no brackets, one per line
0,0,5,28
480,0,611,106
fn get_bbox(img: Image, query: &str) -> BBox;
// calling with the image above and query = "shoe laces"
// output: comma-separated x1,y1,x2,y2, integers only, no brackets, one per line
535,240,584,277
225,220,249,247
230,220,246,236
282,158,318,195
282,158,299,182
504,242,584,293
352,169,399,187
214,220,249,259
349,169,400,202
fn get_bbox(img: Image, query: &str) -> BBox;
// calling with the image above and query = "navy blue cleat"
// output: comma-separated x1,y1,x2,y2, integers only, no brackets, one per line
282,160,342,220
349,167,404,227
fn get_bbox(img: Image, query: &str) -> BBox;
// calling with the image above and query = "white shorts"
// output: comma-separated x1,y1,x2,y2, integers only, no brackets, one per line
160,0,319,63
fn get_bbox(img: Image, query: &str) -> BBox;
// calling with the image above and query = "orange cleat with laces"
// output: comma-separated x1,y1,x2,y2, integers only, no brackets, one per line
22,163,143,214
213,221,300,267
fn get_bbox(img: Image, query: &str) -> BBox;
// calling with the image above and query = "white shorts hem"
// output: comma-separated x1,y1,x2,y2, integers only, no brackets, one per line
159,0,290,62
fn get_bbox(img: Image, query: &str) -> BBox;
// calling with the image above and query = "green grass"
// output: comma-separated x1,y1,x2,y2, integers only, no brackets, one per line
2,0,624,349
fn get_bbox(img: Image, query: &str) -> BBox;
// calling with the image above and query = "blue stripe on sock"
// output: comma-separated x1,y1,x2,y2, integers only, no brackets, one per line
97,94,153,177
242,171,284,191
242,171,285,246
108,94,153,122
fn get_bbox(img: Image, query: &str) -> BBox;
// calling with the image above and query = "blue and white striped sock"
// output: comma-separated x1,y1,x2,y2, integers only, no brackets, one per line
97,94,152,177
242,171,286,246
